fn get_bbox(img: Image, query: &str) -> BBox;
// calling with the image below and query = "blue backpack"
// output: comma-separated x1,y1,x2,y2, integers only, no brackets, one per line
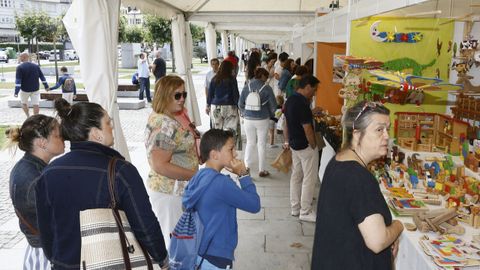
169,210,209,270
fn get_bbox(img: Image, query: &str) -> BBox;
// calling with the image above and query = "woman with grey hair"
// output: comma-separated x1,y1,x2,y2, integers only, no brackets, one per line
311,100,404,270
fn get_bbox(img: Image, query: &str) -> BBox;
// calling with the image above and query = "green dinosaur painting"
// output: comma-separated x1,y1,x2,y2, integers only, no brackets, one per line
382,58,436,76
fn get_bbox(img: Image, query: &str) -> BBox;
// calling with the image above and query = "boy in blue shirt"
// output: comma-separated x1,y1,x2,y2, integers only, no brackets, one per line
49,66,76,104
183,129,261,269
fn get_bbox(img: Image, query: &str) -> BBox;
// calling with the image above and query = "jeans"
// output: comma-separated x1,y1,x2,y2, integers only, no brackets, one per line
139,77,151,102
244,118,269,172
196,256,232,269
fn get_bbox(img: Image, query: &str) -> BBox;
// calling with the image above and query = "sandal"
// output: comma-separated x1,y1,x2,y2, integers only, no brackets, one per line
259,171,270,177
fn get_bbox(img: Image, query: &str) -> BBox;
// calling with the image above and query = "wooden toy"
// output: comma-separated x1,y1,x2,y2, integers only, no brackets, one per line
413,208,464,235
395,112,469,155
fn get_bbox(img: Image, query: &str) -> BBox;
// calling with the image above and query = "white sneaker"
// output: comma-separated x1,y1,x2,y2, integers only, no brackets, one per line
299,211,317,223
291,210,300,217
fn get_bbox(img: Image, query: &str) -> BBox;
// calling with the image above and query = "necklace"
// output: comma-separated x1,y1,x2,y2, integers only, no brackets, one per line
350,148,367,168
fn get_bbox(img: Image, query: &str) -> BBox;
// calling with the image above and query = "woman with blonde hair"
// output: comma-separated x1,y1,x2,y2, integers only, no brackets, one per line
6,114,64,270
146,75,200,247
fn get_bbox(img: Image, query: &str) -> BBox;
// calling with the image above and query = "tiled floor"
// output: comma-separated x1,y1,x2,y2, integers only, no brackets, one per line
0,65,318,269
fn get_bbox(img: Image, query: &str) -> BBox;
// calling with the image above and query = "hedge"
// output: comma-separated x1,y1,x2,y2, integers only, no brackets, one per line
0,43,65,52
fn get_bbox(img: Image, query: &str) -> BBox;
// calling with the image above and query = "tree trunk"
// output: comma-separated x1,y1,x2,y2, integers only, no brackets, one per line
35,38,40,65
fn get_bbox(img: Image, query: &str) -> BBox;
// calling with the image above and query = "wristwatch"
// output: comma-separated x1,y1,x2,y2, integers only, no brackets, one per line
238,167,250,177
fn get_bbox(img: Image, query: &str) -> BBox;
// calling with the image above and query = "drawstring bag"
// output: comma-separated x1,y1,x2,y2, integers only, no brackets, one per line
80,158,153,270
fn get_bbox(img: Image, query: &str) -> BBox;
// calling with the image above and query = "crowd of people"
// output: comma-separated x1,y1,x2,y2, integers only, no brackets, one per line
6,48,403,270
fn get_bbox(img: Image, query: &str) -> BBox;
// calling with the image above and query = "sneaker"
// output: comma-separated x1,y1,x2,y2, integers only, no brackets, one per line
299,211,317,223
259,171,270,177
291,210,300,217
269,144,278,148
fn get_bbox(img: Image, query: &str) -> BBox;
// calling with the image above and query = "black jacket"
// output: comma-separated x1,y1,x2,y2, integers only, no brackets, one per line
36,141,168,269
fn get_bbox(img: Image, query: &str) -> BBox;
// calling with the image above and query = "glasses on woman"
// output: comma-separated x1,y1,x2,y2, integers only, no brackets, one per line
352,101,380,130
174,92,187,100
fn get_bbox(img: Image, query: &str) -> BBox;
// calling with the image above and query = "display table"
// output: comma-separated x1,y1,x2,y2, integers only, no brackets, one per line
389,146,480,269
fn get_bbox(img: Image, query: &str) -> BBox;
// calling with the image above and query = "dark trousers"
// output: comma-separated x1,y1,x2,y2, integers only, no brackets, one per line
139,77,151,102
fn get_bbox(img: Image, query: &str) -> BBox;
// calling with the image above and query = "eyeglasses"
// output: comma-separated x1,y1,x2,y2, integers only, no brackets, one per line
174,92,187,100
352,101,379,130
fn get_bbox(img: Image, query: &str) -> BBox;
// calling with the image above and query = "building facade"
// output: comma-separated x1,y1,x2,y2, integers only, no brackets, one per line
0,0,71,42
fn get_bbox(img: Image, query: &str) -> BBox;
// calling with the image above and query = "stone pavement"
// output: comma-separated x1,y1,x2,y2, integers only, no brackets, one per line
0,65,317,269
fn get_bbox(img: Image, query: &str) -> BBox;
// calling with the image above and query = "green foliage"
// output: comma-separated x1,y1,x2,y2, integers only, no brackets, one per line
143,14,171,45
15,12,67,47
190,24,205,44
193,45,207,59
118,15,127,43
125,26,144,43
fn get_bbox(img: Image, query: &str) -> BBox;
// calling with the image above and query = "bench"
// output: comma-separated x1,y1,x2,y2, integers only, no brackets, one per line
40,93,89,101
117,84,153,98
118,84,139,91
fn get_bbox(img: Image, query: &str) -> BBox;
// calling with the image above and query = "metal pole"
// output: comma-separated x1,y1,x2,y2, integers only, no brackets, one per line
1,63,5,82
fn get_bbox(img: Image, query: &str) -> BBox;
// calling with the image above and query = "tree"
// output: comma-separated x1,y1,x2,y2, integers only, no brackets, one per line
143,14,171,45
15,11,37,52
190,24,205,44
125,26,144,43
118,15,127,43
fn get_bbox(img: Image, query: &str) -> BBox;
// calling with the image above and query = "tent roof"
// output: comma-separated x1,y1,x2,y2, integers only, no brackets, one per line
122,0,348,43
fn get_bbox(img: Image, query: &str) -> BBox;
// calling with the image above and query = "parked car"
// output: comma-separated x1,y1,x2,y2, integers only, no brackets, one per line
0,50,8,63
65,50,78,60
49,50,62,61
38,51,50,60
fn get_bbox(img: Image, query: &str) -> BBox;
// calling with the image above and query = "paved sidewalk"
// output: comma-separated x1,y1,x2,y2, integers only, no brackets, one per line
0,66,316,269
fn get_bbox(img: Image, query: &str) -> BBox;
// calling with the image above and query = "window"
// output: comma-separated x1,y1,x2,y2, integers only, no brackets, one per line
136,18,141,24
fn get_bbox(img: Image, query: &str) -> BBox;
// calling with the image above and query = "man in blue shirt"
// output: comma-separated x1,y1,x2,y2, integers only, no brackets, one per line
14,52,50,117
283,75,320,223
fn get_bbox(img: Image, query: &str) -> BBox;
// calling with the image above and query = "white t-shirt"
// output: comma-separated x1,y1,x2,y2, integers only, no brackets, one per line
137,58,150,78
272,62,283,96
205,70,216,89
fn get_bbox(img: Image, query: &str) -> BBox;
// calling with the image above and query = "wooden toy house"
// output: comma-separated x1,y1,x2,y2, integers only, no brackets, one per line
395,112,469,155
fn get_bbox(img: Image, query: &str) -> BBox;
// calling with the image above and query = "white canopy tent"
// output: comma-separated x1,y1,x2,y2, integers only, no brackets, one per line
204,22,217,62
63,0,130,160
171,14,202,126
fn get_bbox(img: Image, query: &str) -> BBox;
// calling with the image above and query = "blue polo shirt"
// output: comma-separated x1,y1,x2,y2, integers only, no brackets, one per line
284,92,313,150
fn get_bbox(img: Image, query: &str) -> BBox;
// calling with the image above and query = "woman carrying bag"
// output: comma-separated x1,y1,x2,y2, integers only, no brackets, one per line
238,68,277,177
35,98,169,270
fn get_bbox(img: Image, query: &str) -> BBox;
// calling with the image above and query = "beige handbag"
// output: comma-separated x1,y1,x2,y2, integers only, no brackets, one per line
80,158,154,270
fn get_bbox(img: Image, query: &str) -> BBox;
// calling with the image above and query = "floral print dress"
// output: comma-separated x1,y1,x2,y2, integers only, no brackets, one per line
145,113,199,196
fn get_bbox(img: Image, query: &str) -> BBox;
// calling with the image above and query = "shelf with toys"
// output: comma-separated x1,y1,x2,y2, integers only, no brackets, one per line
372,144,480,269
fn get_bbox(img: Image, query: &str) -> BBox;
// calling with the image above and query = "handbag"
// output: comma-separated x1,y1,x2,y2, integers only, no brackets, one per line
271,148,292,173
80,158,154,270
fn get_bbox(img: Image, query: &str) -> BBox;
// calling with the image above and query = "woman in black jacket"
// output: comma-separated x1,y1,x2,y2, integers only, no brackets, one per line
35,99,169,269
7,114,64,270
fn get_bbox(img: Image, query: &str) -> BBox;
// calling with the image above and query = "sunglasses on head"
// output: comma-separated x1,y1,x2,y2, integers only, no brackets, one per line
352,101,380,130
174,92,187,100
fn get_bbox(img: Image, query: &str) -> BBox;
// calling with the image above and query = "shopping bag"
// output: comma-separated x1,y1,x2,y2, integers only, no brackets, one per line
271,148,292,173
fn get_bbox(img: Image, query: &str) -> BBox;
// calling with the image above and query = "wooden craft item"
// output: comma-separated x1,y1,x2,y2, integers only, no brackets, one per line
438,222,465,235
420,198,442,205
425,217,441,232
404,222,417,231
413,214,430,232
431,208,458,225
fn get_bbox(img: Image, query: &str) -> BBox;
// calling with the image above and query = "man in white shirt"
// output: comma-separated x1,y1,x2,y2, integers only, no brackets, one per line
273,52,289,97
205,58,220,115
137,53,151,102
